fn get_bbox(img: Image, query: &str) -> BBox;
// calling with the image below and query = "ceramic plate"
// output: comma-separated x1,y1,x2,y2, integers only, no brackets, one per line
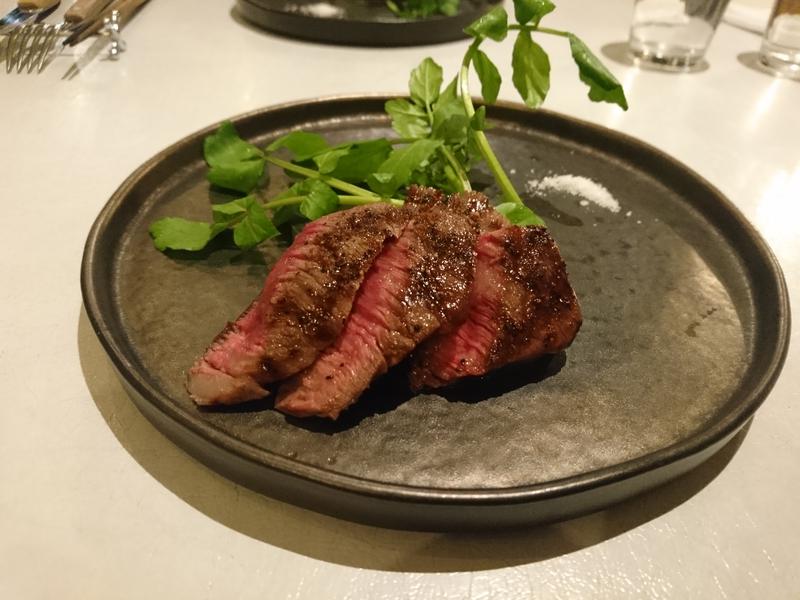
81,97,790,530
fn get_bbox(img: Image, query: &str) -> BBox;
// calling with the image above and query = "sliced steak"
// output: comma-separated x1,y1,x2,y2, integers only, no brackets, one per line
275,205,478,419
410,225,582,390
406,186,509,232
187,203,406,406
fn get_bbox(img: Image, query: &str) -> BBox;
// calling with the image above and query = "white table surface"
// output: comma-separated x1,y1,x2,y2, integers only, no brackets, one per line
1,0,798,597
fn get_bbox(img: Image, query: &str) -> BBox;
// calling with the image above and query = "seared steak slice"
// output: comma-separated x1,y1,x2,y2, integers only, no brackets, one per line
275,205,478,419
410,226,582,390
406,186,509,232
188,203,406,406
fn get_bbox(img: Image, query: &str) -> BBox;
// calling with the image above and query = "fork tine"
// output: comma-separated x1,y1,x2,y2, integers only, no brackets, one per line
31,24,61,73
5,27,23,73
9,25,35,73
19,23,49,73
17,25,37,72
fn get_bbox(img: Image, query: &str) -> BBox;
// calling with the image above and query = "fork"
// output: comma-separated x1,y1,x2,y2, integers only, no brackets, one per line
5,0,113,72
0,0,60,33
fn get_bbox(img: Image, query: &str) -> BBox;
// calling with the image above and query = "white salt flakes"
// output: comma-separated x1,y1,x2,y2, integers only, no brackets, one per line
625,210,632,217
527,174,621,213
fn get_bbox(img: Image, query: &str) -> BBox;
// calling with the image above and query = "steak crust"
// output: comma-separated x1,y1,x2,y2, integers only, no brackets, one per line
409,226,582,390
406,186,508,232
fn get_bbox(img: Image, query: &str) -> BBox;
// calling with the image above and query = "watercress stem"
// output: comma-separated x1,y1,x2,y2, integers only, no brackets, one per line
263,195,304,209
263,194,403,211
438,146,472,192
525,26,570,38
340,196,405,207
458,41,524,205
265,156,380,199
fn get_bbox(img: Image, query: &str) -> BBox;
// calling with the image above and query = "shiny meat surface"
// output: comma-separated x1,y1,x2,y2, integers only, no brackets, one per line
409,226,582,390
187,203,406,406
275,204,478,419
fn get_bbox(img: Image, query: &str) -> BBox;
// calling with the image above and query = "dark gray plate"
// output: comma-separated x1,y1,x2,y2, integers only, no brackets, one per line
235,0,501,46
81,97,790,531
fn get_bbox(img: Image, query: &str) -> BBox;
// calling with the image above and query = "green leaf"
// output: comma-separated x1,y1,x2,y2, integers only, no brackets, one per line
513,0,554,26
204,121,264,168
432,89,469,143
299,180,340,220
211,196,249,224
464,6,508,41
234,200,278,248
438,0,459,16
367,139,442,196
386,0,458,18
465,126,481,160
409,57,443,109
470,106,487,131
369,172,394,186
567,34,629,110
511,30,551,109
385,98,430,139
312,147,350,174
271,203,305,228
270,180,339,222
313,139,393,182
266,131,330,161
495,202,545,226
272,180,306,201
472,49,502,104
233,212,277,249
433,112,470,144
148,218,221,252
439,0,461,17
207,160,265,194
203,121,266,193
211,196,279,249
439,76,459,104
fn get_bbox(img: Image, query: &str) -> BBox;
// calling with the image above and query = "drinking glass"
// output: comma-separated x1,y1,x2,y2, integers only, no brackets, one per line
759,0,800,78
628,0,732,69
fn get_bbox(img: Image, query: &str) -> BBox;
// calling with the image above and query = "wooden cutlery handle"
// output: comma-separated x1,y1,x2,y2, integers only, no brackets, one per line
107,0,150,26
18,0,60,10
72,0,150,42
64,0,114,24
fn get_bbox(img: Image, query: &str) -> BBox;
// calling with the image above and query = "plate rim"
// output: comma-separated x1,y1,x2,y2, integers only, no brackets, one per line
80,94,792,507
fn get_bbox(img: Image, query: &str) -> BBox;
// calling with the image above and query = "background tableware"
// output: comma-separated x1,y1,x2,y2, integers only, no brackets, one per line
759,0,800,77
723,0,772,32
0,0,58,33
629,0,732,68
235,0,501,46
3,0,113,73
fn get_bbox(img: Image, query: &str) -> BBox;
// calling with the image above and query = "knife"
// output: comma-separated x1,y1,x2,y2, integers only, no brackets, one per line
62,0,149,46
63,0,115,28
0,0,60,34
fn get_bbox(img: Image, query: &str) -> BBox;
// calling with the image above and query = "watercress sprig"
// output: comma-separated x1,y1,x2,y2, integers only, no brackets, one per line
149,0,627,253
454,2,627,223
